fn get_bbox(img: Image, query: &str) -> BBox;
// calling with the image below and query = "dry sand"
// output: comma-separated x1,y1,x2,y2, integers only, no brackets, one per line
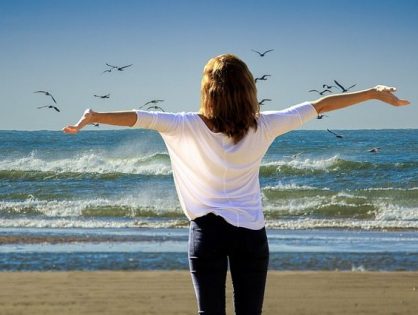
0,271,417,314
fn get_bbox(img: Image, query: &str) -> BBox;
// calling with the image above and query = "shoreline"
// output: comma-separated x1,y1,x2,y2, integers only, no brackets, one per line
0,271,417,314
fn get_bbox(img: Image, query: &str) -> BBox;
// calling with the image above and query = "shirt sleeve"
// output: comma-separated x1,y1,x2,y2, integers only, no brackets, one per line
260,102,318,140
131,110,184,135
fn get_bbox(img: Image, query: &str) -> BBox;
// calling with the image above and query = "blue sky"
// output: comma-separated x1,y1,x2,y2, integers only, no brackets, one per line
1,0,417,130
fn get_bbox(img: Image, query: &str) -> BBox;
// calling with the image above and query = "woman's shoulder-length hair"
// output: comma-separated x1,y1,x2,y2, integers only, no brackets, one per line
199,54,260,144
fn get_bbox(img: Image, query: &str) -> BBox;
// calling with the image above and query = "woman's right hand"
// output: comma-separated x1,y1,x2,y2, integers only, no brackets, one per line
373,85,410,107
62,108,95,134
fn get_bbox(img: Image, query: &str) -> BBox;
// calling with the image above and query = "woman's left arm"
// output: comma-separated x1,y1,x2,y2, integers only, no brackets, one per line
312,85,410,114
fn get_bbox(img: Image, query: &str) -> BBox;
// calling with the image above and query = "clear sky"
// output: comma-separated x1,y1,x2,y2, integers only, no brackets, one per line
1,0,417,130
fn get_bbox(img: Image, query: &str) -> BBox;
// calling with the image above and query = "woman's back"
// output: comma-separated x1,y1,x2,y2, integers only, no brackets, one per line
132,102,317,229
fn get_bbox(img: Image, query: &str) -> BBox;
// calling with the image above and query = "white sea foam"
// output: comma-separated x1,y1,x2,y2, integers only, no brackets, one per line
0,217,188,229
262,155,340,171
1,216,418,230
266,218,418,230
0,151,172,175
374,203,418,221
262,183,328,191
0,193,180,217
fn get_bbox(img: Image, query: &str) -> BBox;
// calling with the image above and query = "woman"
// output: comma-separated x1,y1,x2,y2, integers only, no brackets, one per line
63,54,409,315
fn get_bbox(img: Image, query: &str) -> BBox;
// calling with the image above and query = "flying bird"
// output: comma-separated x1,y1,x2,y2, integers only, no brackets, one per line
368,147,381,153
251,49,274,57
147,105,165,112
94,94,110,99
255,74,271,83
284,152,303,159
34,90,57,104
91,123,100,127
105,63,133,71
258,98,272,105
37,105,60,112
334,80,356,93
317,114,328,119
327,128,343,138
144,99,164,106
137,99,164,110
309,89,333,95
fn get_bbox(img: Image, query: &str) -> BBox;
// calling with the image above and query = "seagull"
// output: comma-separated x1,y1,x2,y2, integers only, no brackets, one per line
105,63,133,71
34,91,57,104
368,147,381,153
291,152,303,159
258,98,272,105
144,99,164,106
147,105,165,112
251,49,274,57
255,74,271,83
284,152,303,159
91,123,100,127
317,114,328,119
94,94,110,99
327,128,343,138
37,105,60,112
334,80,356,93
309,89,333,95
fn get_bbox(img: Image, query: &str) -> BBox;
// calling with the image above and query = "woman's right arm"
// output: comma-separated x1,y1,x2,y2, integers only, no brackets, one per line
62,109,137,134
311,85,410,114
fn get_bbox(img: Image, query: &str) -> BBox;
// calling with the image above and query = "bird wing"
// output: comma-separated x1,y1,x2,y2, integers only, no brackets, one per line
37,105,48,109
106,63,118,68
347,84,356,90
119,64,133,70
251,49,262,55
34,90,47,94
49,94,57,104
53,106,60,112
263,49,274,54
327,129,337,136
308,90,319,93
333,80,346,91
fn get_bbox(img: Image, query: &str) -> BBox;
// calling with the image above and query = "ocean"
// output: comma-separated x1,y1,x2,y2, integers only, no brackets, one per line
1,129,417,271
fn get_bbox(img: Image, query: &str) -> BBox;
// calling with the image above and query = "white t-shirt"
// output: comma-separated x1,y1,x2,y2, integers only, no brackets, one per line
132,102,317,230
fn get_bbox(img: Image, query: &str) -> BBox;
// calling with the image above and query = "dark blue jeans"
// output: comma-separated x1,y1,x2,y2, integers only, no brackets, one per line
188,213,269,315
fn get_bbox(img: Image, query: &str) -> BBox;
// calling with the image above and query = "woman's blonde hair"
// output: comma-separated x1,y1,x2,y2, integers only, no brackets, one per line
199,54,259,144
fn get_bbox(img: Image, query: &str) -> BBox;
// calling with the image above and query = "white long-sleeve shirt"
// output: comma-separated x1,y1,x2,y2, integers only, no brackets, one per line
132,102,317,230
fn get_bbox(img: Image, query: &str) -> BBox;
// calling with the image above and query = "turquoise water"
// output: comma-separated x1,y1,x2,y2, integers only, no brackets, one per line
1,129,417,270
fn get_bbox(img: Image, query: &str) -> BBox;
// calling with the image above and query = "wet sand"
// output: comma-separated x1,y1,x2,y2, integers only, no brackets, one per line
0,271,417,314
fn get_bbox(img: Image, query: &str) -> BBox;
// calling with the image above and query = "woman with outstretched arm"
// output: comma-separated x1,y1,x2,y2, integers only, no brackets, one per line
63,54,409,315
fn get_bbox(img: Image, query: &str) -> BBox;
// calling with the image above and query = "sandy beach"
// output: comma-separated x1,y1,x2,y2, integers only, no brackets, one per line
0,271,416,314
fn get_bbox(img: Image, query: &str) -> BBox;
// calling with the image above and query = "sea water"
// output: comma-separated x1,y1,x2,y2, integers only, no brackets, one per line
1,129,417,270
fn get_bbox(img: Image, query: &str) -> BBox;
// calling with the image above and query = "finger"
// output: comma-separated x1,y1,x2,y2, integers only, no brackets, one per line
397,99,410,106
